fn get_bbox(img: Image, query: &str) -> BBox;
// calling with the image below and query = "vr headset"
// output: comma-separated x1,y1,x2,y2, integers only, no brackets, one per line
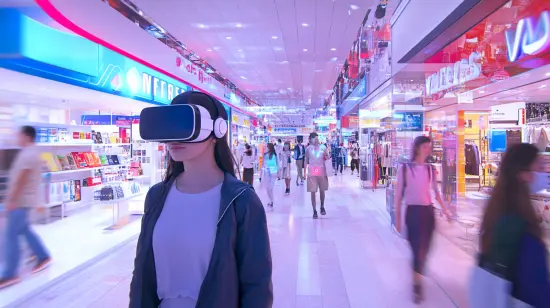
139,92,228,143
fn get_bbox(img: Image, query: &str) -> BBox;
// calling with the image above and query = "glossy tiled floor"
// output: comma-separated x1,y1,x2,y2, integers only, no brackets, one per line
11,172,473,308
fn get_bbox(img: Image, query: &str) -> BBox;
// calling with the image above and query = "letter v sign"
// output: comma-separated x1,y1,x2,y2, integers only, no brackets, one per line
505,11,550,62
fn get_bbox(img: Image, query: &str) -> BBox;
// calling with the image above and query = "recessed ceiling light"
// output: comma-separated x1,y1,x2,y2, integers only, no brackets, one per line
238,49,243,52
331,57,338,61
540,85,547,89
546,72,550,77
197,24,206,28
281,61,289,64
350,5,360,10
206,49,212,52
241,76,247,79
303,48,308,51
226,36,232,40
272,36,278,39
331,48,336,51
236,23,243,28
302,23,309,27
479,90,485,94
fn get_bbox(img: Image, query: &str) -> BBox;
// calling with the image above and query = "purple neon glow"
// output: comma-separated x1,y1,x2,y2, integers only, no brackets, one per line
505,10,550,62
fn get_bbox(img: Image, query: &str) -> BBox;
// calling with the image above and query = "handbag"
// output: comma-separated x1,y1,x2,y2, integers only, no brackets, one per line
469,266,532,308
324,158,333,175
468,216,532,308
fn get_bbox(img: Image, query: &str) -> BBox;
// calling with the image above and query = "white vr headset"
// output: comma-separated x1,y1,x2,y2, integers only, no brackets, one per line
139,92,228,143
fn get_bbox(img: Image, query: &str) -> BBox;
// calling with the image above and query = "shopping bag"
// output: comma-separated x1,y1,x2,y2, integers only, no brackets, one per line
469,265,532,308
324,159,333,176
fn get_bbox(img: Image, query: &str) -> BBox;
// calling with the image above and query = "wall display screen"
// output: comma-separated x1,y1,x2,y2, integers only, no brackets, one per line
526,102,550,123
489,130,507,152
393,112,423,131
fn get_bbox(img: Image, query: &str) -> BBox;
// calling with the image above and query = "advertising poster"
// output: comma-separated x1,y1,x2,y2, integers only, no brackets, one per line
394,112,423,131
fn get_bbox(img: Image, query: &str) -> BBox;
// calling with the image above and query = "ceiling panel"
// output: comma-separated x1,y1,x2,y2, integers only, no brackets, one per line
131,0,376,123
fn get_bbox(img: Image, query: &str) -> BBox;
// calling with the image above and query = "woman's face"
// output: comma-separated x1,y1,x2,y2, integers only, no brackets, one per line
520,155,544,184
418,142,432,158
311,136,319,145
167,138,215,162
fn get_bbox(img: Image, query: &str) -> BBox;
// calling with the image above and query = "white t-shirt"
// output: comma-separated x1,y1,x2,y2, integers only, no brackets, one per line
153,182,222,308
241,153,255,169
7,145,43,208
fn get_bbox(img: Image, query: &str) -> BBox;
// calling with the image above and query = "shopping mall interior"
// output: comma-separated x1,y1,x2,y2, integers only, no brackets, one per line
0,0,549,307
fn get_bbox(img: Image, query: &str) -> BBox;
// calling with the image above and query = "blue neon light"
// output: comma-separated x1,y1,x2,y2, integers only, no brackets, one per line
0,9,192,106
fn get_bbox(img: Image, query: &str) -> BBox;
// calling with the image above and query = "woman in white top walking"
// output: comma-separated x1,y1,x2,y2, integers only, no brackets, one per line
394,135,451,304
240,144,255,185
263,143,279,208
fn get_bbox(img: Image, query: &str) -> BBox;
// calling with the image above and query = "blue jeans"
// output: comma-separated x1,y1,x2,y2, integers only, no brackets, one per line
2,208,49,278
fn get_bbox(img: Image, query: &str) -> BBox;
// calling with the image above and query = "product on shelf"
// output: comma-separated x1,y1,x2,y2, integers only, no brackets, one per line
94,182,141,201
99,154,109,166
40,152,60,172
66,154,78,169
57,155,71,170
71,152,88,168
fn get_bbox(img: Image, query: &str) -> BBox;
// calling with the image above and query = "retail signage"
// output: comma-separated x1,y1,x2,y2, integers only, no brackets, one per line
341,116,359,128
81,115,139,125
273,127,297,135
505,11,550,62
457,91,473,104
526,102,550,123
425,52,482,96
140,72,189,104
0,9,193,106
274,124,306,128
489,102,526,123
174,56,239,106
231,111,250,127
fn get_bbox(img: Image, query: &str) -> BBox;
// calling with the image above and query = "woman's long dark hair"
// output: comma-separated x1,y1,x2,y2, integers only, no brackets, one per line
245,143,253,156
164,137,236,182
410,135,431,162
480,143,542,254
267,143,276,159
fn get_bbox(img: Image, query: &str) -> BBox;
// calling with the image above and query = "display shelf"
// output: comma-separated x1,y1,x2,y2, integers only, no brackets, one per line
44,165,126,175
92,143,132,146
98,192,144,205
37,143,94,147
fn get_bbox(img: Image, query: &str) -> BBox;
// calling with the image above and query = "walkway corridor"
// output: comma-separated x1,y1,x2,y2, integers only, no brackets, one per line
12,174,473,308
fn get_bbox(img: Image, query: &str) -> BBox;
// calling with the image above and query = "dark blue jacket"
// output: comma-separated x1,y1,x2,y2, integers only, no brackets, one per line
513,233,550,307
129,173,273,307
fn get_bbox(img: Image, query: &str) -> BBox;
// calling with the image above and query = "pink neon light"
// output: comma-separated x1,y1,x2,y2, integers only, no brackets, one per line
505,10,550,62
34,0,255,118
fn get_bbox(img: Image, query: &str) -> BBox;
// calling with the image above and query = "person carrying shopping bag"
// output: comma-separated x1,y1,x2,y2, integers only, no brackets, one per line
470,143,550,308
394,136,451,304
262,143,279,209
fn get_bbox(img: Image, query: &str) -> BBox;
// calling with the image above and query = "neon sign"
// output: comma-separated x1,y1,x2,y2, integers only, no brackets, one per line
505,11,550,62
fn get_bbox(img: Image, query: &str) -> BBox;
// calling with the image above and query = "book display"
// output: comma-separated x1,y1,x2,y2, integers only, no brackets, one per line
26,122,146,223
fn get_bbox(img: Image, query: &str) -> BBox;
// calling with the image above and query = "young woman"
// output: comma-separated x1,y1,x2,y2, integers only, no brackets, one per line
305,132,330,219
280,141,292,195
477,143,549,307
240,143,255,185
129,92,273,308
394,136,450,304
263,143,279,208
350,143,359,176
337,143,345,175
